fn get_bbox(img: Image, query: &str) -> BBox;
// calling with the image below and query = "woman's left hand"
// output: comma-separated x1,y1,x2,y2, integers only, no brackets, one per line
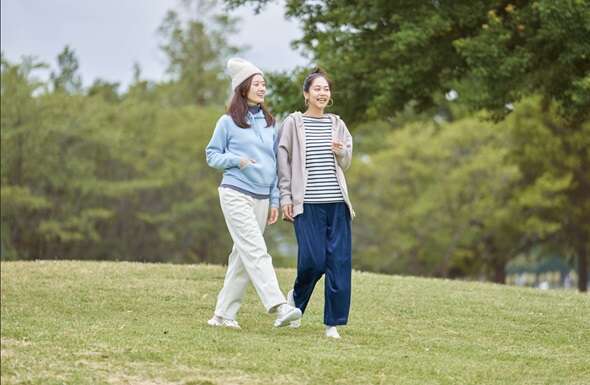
267,207,279,225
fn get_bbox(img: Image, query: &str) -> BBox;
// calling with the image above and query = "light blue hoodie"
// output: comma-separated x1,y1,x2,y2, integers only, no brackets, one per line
205,110,279,207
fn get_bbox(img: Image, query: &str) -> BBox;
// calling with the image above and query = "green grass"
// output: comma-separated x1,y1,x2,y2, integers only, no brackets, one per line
1,261,589,385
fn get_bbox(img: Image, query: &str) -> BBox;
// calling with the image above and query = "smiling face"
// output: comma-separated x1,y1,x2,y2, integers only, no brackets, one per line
246,74,266,105
304,76,331,111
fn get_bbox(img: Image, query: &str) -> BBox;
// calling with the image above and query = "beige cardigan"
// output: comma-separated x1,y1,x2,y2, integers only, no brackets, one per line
276,111,355,219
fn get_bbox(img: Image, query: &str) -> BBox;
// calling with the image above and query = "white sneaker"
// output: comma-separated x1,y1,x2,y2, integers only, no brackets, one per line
286,290,301,328
325,326,341,339
273,303,302,328
207,315,241,329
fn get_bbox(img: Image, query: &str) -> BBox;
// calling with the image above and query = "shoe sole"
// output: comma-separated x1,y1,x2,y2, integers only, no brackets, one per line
207,319,220,327
274,308,302,328
207,320,241,329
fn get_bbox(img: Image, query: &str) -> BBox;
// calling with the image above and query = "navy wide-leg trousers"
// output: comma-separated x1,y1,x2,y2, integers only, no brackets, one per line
292,202,352,326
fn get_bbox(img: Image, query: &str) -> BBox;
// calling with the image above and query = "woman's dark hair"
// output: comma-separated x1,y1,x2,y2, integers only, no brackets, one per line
227,74,275,128
303,67,333,92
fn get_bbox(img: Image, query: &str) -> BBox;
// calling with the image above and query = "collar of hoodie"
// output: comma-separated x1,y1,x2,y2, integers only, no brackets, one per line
247,110,265,142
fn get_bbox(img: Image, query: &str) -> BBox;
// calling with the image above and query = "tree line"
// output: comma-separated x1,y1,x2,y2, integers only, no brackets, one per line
2,0,588,291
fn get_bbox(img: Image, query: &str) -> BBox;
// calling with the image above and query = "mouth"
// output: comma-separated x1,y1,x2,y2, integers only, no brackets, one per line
316,98,328,103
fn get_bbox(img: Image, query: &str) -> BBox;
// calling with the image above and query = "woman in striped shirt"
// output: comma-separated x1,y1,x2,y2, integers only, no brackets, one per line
277,68,354,339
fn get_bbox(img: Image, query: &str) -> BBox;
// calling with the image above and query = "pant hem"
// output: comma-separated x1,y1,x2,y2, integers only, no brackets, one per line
214,312,236,321
325,320,348,327
266,301,286,313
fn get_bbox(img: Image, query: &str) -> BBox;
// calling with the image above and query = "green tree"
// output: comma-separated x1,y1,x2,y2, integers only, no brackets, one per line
1,55,50,258
348,116,523,282
50,45,82,94
506,98,590,290
124,63,155,102
87,79,120,103
157,4,239,106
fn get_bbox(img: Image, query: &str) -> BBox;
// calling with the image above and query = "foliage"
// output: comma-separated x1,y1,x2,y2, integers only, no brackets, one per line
348,116,519,281
347,100,588,284
227,0,590,125
1,55,232,262
156,4,240,106
50,45,82,94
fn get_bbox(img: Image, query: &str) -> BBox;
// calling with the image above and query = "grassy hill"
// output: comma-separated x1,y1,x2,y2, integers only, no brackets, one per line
1,261,588,385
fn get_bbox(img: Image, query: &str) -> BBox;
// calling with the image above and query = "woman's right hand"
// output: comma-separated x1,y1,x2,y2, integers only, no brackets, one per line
282,204,294,222
239,158,256,169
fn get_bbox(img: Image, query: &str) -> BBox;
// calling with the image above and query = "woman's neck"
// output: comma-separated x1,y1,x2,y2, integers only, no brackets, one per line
304,105,324,117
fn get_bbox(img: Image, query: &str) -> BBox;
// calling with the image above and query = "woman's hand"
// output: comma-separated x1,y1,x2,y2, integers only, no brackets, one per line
239,158,256,169
332,141,344,155
282,204,294,222
267,207,278,225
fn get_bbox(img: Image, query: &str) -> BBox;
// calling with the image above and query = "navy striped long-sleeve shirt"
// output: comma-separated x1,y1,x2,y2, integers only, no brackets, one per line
302,115,344,203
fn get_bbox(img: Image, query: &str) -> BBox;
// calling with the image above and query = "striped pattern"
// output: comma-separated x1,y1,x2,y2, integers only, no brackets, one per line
303,116,344,203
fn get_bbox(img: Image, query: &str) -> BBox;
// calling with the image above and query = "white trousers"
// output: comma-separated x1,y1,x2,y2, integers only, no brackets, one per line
214,187,286,320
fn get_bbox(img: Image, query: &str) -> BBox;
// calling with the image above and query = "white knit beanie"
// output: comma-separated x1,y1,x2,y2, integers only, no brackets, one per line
226,57,263,91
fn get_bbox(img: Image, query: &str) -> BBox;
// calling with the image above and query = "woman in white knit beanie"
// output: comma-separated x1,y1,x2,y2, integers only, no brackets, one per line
205,58,302,329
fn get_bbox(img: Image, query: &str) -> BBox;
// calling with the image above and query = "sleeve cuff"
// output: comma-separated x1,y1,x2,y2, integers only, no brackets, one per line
280,195,292,206
230,155,241,167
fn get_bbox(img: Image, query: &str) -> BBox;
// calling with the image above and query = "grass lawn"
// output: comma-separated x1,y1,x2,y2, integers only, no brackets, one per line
1,260,589,384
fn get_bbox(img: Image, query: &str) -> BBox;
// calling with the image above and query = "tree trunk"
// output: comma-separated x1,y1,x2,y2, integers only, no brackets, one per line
494,262,506,284
578,245,588,292
484,235,506,284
